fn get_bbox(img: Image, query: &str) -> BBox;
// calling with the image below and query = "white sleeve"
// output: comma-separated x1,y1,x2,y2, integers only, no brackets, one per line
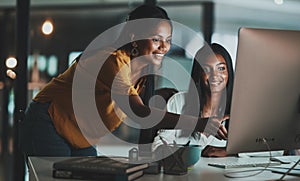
151,130,178,151
166,92,188,114
166,91,209,147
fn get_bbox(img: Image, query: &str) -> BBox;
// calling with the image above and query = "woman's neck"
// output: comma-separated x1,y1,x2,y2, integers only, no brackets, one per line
202,92,223,117
130,56,148,84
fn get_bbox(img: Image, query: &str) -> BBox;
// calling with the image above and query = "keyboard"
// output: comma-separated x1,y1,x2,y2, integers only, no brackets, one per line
208,160,281,169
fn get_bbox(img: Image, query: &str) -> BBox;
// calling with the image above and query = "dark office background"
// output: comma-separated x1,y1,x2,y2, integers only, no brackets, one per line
1,0,300,180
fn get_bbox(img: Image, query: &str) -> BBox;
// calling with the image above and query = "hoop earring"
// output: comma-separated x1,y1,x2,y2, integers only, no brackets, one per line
131,41,139,57
131,47,139,57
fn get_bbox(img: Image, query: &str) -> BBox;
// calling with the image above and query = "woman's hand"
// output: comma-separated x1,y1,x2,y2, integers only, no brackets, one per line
203,115,229,140
201,145,227,157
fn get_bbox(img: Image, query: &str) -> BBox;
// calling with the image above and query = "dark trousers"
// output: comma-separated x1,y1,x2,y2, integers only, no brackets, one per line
19,101,97,156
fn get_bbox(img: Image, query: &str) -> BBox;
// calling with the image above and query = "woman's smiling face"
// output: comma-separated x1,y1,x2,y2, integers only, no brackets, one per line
134,20,172,66
202,54,229,93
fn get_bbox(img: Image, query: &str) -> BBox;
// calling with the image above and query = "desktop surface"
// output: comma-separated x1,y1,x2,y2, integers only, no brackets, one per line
28,155,300,181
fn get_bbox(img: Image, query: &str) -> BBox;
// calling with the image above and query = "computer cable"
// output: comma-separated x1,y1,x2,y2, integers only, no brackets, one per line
223,138,274,179
277,158,300,180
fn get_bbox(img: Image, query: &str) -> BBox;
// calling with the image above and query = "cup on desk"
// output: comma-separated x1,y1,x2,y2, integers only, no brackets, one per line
161,145,188,175
182,144,202,167
160,144,201,175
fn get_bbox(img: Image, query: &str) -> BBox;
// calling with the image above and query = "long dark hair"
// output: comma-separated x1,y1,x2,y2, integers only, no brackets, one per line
186,43,234,138
191,43,234,116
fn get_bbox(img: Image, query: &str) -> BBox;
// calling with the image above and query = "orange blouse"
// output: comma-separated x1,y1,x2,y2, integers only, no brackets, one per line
33,49,145,148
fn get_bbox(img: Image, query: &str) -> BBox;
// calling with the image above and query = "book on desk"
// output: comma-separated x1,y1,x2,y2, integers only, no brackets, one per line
52,156,149,181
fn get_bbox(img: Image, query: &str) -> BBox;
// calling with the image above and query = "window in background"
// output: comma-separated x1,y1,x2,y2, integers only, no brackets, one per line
27,54,57,101
157,5,203,92
212,33,238,70
68,51,82,66
37,55,47,72
27,55,34,70
7,90,14,127
47,55,58,76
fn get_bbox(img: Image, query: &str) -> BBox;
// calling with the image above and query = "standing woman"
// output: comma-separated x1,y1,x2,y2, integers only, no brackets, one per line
20,5,227,157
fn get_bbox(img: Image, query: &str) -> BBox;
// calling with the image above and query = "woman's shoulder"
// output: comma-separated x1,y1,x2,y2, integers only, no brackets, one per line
169,91,189,100
88,48,130,68
83,47,130,62
167,91,189,114
111,49,130,63
167,91,189,106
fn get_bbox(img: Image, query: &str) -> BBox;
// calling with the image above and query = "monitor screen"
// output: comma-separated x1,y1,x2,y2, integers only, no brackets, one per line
226,27,300,155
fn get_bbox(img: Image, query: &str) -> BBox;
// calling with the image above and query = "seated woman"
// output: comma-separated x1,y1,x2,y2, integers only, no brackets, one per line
152,43,234,157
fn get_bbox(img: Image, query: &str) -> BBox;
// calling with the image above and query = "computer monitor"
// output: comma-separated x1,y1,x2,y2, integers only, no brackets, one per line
226,27,300,155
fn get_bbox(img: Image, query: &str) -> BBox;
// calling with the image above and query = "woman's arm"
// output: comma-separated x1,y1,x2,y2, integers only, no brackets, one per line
114,94,227,139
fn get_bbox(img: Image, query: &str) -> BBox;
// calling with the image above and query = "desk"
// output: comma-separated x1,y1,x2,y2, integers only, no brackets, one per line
28,156,300,181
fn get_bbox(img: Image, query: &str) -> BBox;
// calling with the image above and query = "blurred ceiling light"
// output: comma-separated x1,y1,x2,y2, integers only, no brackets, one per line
274,0,284,5
42,19,54,35
6,69,16,79
5,57,17,69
